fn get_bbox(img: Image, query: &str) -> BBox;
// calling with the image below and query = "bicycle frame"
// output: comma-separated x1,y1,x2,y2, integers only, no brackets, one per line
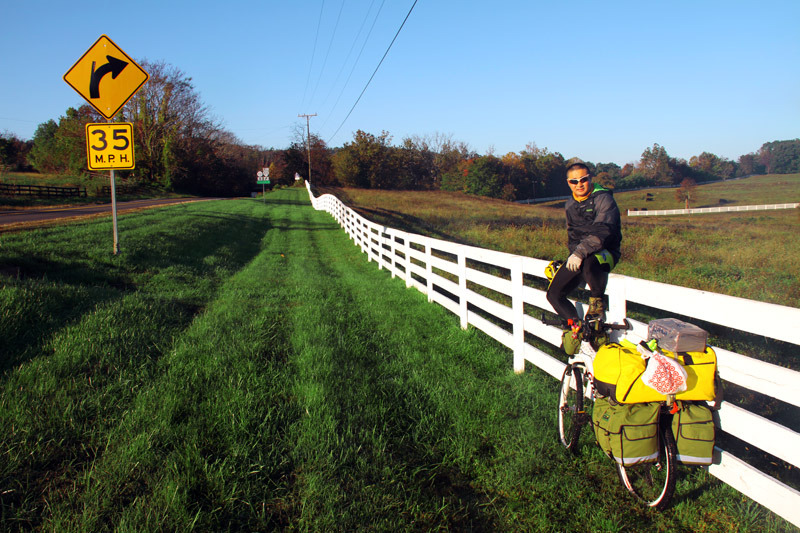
567,342,599,400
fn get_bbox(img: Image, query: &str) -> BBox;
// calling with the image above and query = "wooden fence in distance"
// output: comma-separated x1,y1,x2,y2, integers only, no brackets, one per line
0,183,87,198
306,182,800,528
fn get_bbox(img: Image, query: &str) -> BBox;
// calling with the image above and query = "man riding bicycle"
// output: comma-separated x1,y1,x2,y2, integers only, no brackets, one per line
546,158,622,353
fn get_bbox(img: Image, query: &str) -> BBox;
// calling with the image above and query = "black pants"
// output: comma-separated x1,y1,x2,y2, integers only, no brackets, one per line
546,254,612,321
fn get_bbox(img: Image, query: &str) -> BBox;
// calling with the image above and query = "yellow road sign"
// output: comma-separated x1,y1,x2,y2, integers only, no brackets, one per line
64,35,149,119
86,123,135,170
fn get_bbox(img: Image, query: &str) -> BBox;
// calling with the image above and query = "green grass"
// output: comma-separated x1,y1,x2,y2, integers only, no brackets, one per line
616,174,800,212
0,189,796,531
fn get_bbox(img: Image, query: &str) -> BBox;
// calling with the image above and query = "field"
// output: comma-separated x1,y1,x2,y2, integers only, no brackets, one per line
1,188,795,531
320,174,800,308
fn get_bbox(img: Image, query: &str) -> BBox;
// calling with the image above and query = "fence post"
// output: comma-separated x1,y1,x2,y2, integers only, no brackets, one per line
425,237,433,302
511,257,525,373
606,274,627,329
404,236,413,288
375,228,384,270
357,220,365,254
458,250,468,329
386,231,395,278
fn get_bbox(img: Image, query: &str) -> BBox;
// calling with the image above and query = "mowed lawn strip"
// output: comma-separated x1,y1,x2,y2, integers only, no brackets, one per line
1,188,793,531
44,200,302,531
1,199,268,529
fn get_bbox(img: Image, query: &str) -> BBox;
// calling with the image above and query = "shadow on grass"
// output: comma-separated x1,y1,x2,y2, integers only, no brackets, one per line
0,209,271,376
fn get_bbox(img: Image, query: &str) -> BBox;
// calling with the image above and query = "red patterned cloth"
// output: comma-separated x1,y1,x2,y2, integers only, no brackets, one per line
642,352,688,395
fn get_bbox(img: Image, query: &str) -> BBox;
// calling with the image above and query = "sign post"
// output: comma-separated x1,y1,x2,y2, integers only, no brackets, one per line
64,35,148,254
256,167,270,204
85,122,135,254
110,169,119,253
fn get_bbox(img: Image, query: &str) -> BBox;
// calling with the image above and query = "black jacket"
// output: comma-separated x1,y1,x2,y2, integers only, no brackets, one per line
565,184,622,261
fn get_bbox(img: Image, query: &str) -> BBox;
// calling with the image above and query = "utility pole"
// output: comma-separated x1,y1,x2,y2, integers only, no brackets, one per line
298,113,317,184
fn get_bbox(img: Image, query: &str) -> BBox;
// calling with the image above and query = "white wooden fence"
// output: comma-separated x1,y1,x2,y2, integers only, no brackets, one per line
305,183,800,528
628,202,799,217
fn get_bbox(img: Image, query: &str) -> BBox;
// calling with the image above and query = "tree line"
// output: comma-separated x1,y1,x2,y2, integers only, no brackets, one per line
1,59,799,199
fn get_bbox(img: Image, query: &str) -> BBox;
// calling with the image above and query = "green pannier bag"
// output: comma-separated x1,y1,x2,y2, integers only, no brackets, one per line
593,397,660,466
672,403,715,465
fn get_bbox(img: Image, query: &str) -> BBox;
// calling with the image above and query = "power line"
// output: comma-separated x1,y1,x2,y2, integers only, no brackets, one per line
308,0,347,106
320,0,385,131
327,0,418,144
301,0,326,108
318,0,380,117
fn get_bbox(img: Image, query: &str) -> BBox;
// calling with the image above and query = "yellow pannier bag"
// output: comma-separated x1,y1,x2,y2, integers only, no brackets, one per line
593,343,716,404
674,348,717,402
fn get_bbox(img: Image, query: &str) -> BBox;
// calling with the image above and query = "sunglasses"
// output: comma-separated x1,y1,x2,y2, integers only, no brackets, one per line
568,176,590,185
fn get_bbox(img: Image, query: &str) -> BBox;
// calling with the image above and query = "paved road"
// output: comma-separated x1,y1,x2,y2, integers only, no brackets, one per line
0,197,221,227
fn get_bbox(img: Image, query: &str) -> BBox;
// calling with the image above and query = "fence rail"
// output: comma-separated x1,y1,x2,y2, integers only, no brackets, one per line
628,202,799,216
0,183,87,198
306,182,800,528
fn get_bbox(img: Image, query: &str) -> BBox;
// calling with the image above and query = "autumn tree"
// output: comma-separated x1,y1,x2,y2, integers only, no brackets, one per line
332,130,395,188
0,132,32,172
500,151,529,199
757,139,800,174
594,162,621,189
396,137,436,189
737,153,765,176
675,178,698,209
522,150,566,198
433,135,473,191
434,135,473,178
463,155,508,198
440,158,471,192
119,60,216,189
638,143,674,185
689,151,735,181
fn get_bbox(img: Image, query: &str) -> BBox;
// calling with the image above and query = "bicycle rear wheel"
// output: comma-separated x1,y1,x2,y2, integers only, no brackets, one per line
616,418,677,509
557,364,585,452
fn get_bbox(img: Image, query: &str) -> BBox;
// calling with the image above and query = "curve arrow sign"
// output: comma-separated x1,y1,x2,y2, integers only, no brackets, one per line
89,55,128,99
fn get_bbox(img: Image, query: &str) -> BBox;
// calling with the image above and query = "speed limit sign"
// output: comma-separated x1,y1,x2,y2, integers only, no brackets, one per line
86,123,135,170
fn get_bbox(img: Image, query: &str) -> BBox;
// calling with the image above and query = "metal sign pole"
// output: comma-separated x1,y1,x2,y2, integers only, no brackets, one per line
110,168,119,254
262,183,265,204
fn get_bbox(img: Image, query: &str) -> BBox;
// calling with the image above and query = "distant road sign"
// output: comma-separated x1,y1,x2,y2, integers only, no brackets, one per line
64,35,149,119
86,123,135,170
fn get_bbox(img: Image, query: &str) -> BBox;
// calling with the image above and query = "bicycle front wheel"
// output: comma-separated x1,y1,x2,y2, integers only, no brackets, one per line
616,419,677,510
557,364,584,452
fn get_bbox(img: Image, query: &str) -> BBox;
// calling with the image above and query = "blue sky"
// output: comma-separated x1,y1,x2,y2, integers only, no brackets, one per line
1,0,798,166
